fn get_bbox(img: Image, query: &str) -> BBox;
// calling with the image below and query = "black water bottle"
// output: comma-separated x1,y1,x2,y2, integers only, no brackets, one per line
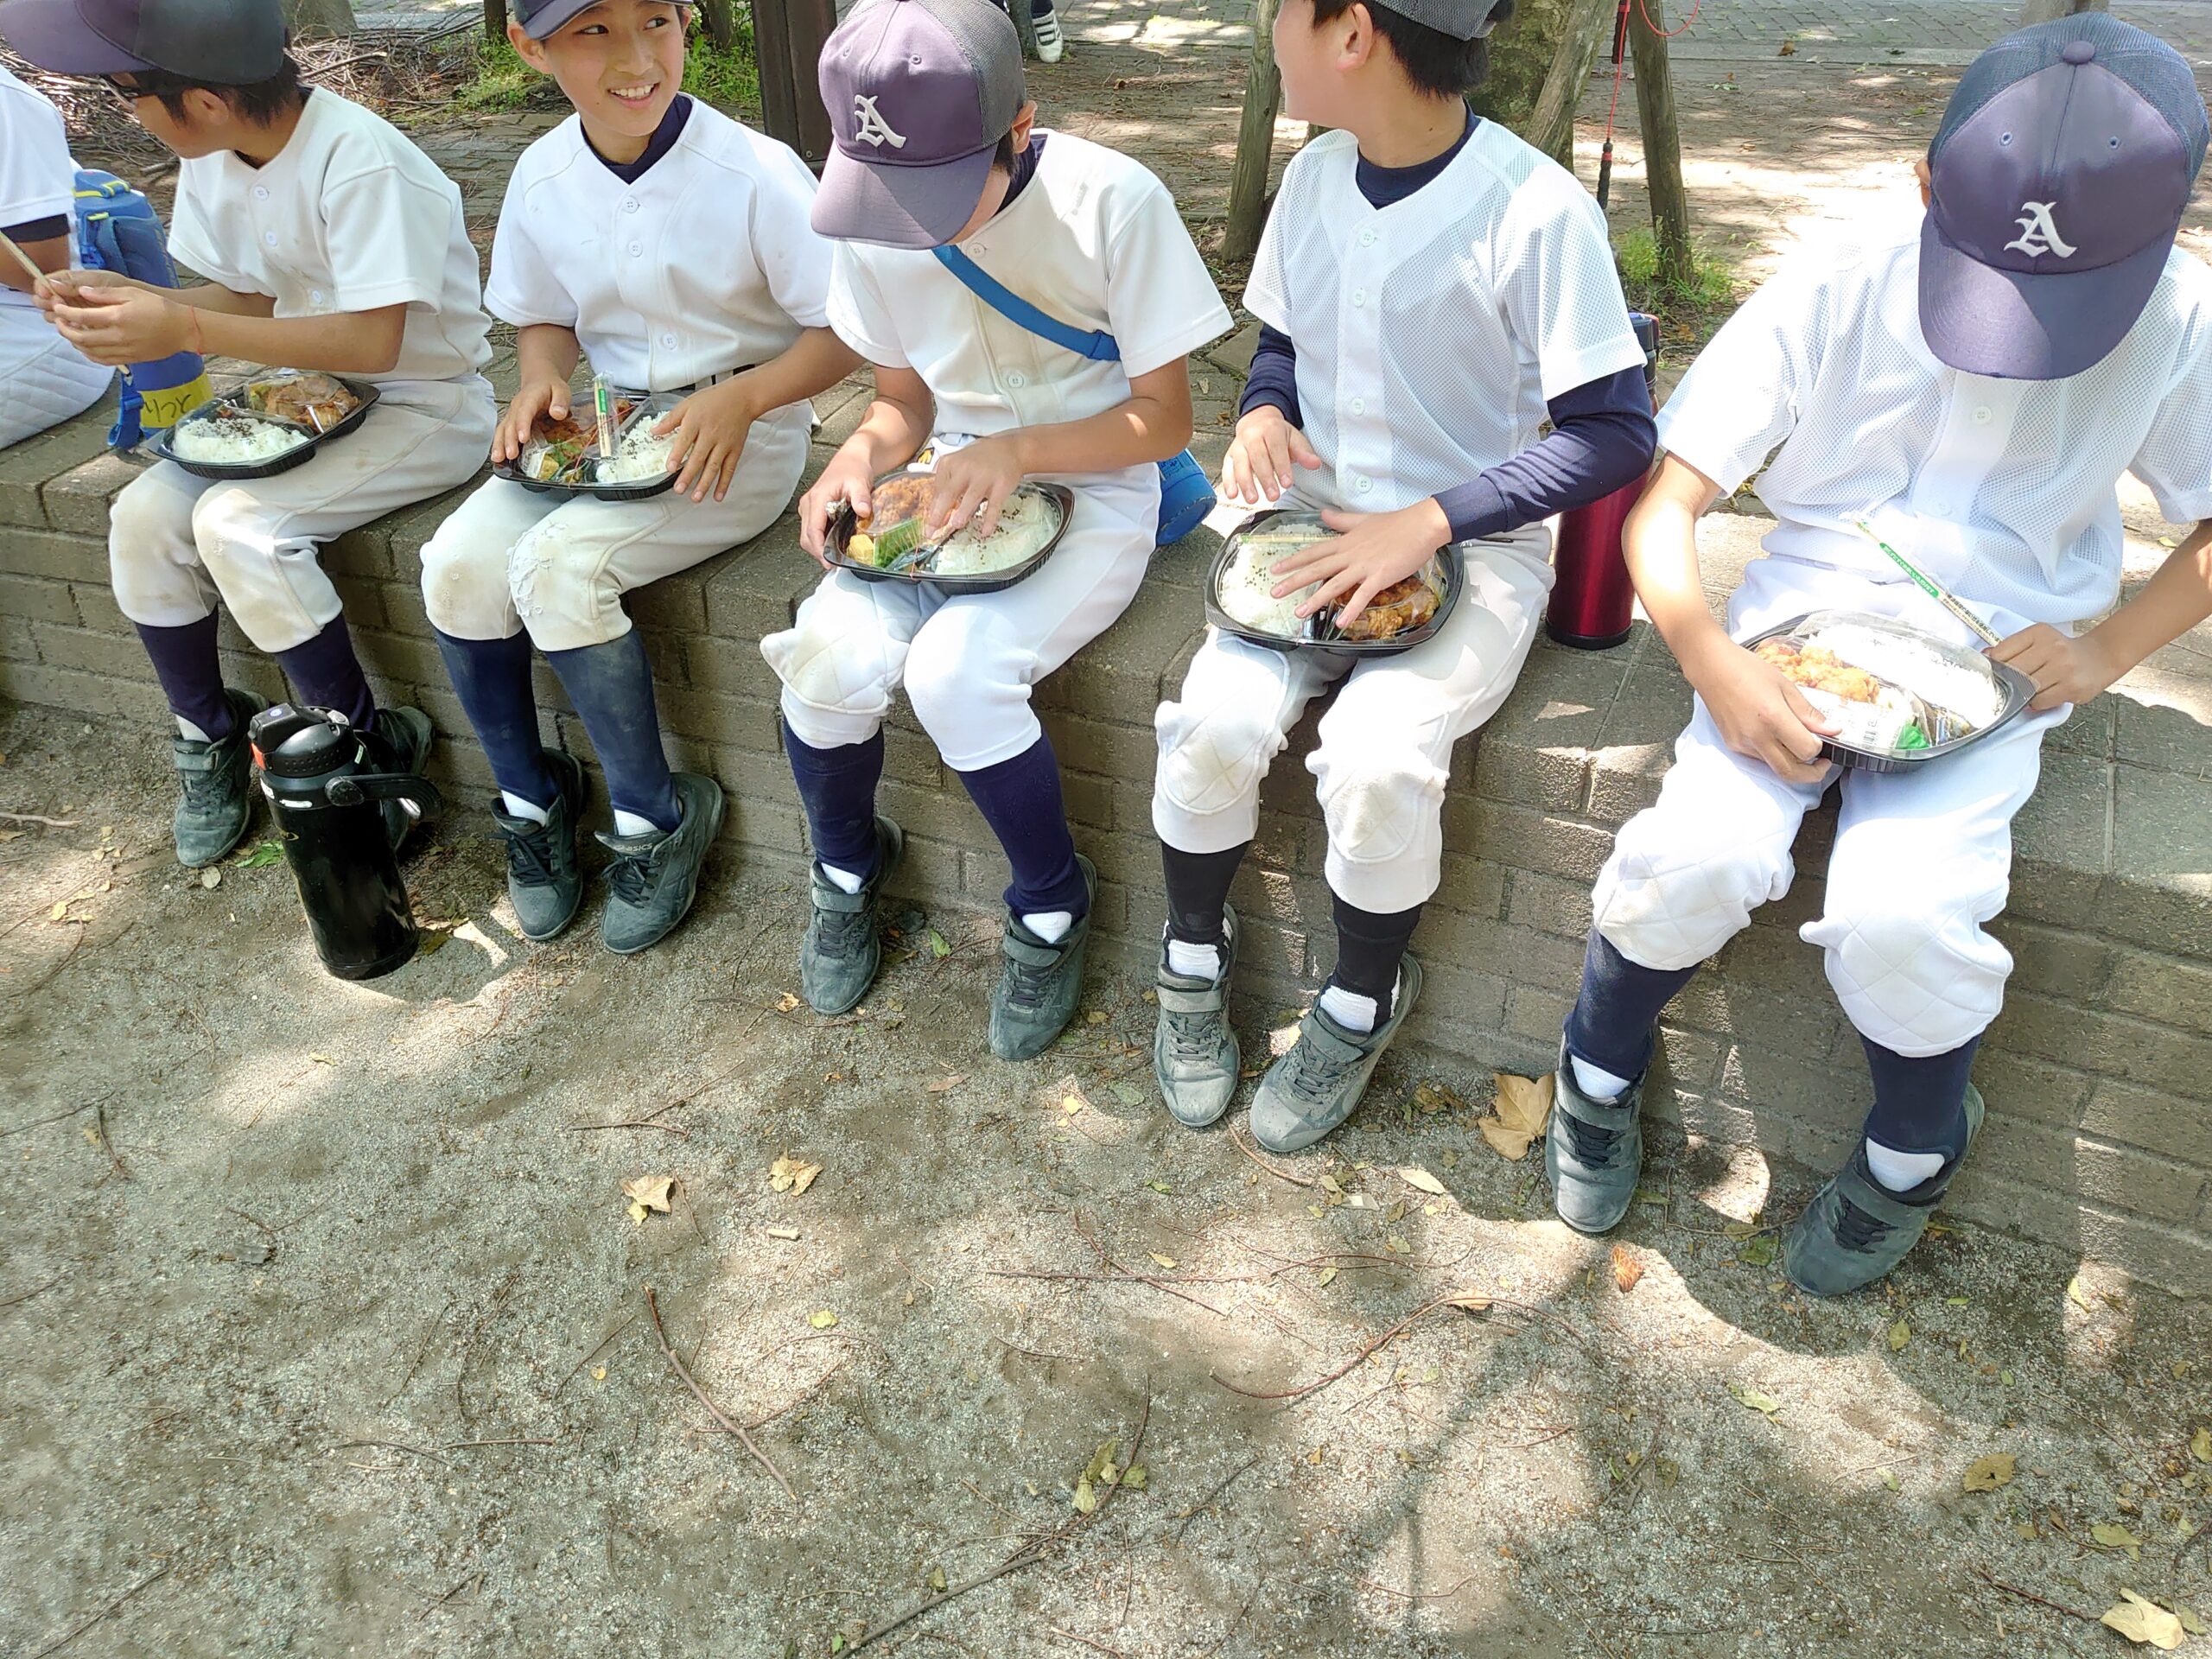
249,704,442,981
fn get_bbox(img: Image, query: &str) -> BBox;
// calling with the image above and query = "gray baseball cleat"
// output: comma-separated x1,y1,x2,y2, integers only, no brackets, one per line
596,771,725,956
169,688,269,868
1544,1038,1646,1235
492,748,588,942
988,855,1097,1062
799,816,904,1015
1249,957,1423,1154
1153,906,1241,1128
1784,1084,1986,1298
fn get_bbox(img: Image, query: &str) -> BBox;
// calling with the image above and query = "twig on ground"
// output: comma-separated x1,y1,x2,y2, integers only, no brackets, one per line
1047,1630,1126,1656
332,1438,450,1465
0,811,79,827
644,1286,795,1500
1212,1294,1564,1407
1190,1579,1262,1659
27,1562,170,1659
443,1435,563,1450
1,1273,62,1309
1357,1570,1480,1604
1970,1565,2101,1623
1172,1455,1262,1541
551,1310,638,1397
565,1058,751,1137
989,1333,1086,1363
0,1101,95,1137
849,1391,1154,1652
744,1358,848,1432
1229,1124,1315,1186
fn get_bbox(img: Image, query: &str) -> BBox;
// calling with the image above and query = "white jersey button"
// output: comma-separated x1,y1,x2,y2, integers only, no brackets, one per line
1349,397,1366,416
1973,405,1993,425
1356,475,1374,494
623,199,639,213
252,186,270,201
628,241,643,257
661,332,677,347
1358,230,1376,248
1351,288,1368,308
1007,371,1028,388
264,232,277,245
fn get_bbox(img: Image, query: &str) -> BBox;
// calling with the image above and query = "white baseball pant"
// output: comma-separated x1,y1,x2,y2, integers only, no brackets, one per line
1151,521,1554,914
0,319,112,449
763,464,1158,772
419,404,810,652
1591,563,2063,1058
107,377,496,652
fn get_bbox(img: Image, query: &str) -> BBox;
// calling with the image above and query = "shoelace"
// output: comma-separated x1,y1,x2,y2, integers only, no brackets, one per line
497,818,559,889
1163,1007,1225,1065
1565,1109,1626,1167
811,900,875,959
1832,1196,1891,1254
1001,950,1061,1011
604,845,658,907
178,758,233,810
1279,1033,1359,1108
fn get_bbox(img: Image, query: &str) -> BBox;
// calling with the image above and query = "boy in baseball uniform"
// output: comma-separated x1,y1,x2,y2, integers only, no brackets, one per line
0,61,111,448
1550,16,2212,1294
1148,0,1655,1151
766,0,1230,1056
417,0,855,955
3,0,494,868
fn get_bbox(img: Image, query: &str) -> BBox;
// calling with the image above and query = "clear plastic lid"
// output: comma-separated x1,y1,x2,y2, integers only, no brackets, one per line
1751,610,2009,756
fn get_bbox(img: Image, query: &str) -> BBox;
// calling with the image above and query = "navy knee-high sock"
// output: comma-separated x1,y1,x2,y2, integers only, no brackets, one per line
785,721,886,875
1161,841,1249,945
136,614,232,739
542,630,679,832
954,734,1090,919
274,615,376,731
1564,927,1701,1083
1327,892,1422,1017
1861,1034,1978,1166
435,628,555,807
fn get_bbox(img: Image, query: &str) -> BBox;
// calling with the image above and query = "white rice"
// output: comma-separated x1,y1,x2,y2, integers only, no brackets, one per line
1799,620,2005,728
171,414,308,464
1218,527,1321,636
931,490,1058,575
597,423,675,484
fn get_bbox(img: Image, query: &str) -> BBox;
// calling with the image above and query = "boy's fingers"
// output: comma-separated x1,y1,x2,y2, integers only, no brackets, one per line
1778,682,1838,738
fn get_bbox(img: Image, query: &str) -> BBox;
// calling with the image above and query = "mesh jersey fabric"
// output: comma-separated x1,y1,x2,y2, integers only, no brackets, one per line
1657,216,2212,630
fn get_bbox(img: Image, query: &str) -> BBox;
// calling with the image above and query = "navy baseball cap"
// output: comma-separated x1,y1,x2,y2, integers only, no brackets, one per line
814,0,1027,249
1920,15,2209,381
510,0,612,42
0,0,284,79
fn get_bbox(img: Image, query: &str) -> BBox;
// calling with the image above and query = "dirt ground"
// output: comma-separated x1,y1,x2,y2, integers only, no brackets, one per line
5,702,2212,1659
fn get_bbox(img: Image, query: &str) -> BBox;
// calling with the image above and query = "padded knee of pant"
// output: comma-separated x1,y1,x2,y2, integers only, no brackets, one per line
1153,696,1281,817
419,526,512,635
107,474,195,608
1606,806,1790,914
507,521,614,643
1313,746,1445,865
188,486,271,576
905,610,1023,743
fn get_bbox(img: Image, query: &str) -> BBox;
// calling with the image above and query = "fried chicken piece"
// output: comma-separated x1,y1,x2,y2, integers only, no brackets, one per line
1337,575,1440,641
1755,639,1883,703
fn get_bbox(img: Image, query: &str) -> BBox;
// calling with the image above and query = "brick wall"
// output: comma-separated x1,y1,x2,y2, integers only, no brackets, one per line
3,378,2209,1295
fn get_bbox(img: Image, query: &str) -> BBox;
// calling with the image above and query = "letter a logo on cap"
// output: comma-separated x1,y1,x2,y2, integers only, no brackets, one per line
852,94,907,149
2004,201,2076,259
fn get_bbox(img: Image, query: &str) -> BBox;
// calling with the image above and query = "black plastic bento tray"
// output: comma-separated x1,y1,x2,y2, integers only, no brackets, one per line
1204,509,1464,664
491,394,681,502
1744,610,2036,773
827,471,1075,594
151,376,380,480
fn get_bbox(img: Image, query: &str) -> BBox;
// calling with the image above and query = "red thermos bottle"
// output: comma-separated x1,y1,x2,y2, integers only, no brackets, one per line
1547,312,1660,651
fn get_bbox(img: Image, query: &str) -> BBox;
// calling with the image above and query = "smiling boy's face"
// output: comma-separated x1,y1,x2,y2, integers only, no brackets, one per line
512,0,689,150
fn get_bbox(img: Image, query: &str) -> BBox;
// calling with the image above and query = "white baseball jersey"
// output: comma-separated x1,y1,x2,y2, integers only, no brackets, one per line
1661,217,2212,632
0,62,75,316
168,88,492,386
486,100,833,394
1243,123,1645,518
824,131,1232,447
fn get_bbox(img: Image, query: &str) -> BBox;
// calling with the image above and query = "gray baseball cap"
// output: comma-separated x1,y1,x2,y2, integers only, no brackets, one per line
1388,0,1512,42
1920,15,2209,380
0,0,284,79
814,0,1027,249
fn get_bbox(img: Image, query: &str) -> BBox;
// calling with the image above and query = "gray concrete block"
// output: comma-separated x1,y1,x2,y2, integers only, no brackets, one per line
2100,950,2212,1036
0,573,79,626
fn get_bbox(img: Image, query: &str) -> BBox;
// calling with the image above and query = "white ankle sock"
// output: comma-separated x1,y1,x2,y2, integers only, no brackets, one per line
1865,1139,1947,1192
1569,1054,1635,1103
612,808,662,839
1023,910,1074,944
176,715,212,743
501,791,551,826
1166,938,1222,980
820,862,866,894
1318,982,1379,1033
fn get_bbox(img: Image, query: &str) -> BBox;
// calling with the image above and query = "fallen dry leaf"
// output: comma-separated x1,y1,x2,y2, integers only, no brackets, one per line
769,1154,823,1195
622,1176,676,1224
1316,1266,1338,1287
1729,1381,1783,1416
1478,1071,1553,1160
765,1225,800,1241
809,1309,838,1330
2102,1590,2186,1649
1888,1318,1910,1352
2093,1522,2143,1556
925,1073,966,1094
1400,1166,1448,1197
1446,1291,1493,1313
1961,1452,2016,1493
49,900,67,921
926,1566,947,1593
1147,1252,1178,1270
775,991,801,1013
1611,1245,1644,1294
2177,1605,2206,1637
2190,1426,2210,1464
2066,1272,2092,1312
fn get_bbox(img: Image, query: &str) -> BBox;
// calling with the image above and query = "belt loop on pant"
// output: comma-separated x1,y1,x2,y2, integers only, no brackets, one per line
616,364,760,401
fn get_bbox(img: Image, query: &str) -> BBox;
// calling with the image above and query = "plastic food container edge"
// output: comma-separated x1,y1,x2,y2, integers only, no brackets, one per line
153,374,381,480
1204,509,1464,661
826,470,1076,594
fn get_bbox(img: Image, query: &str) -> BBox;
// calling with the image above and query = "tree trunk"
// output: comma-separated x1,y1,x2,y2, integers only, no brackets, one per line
284,0,356,38
1523,0,1613,169
1629,0,1691,287
481,0,504,43
698,0,734,52
1472,0,1605,160
1223,0,1284,265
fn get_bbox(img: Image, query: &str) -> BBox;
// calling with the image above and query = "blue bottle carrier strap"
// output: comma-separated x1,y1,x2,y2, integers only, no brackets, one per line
930,245,1123,362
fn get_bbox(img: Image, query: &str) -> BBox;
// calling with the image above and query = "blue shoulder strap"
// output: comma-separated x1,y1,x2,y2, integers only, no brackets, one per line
931,244,1122,364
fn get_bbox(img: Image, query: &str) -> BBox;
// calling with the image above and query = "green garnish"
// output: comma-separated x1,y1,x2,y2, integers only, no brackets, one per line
1895,723,1930,752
